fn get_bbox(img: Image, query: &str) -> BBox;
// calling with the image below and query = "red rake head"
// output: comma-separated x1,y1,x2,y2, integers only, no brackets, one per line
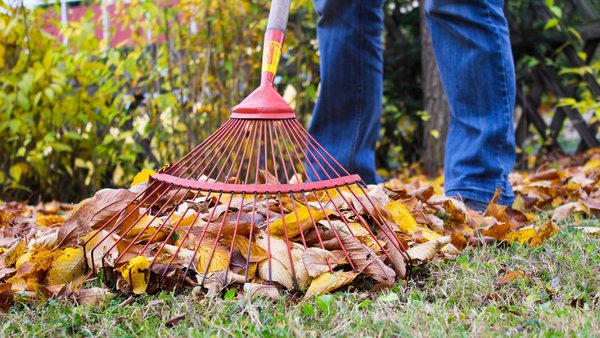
83,114,409,292
83,9,409,295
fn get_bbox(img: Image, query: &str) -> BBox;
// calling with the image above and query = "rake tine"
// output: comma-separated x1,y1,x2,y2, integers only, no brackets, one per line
113,185,185,265
351,185,410,262
275,191,299,290
223,192,247,287
198,191,234,289
244,193,259,283
150,189,202,283
91,181,171,274
168,119,236,177
182,190,224,285
264,192,273,285
162,190,215,282
138,187,193,256
309,189,355,271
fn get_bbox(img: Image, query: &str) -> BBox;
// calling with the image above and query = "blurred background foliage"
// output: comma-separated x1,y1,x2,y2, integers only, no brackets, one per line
0,0,598,201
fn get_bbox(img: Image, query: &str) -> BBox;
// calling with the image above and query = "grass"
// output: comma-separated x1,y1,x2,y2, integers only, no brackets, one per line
2,217,599,337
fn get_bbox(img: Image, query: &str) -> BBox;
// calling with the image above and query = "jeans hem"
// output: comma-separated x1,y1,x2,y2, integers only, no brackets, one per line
445,179,514,205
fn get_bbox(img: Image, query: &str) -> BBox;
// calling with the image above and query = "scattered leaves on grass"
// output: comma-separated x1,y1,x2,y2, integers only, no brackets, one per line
0,150,598,308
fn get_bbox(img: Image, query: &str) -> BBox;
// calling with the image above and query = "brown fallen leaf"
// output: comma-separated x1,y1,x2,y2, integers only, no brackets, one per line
301,247,339,278
335,232,396,286
552,201,587,222
529,220,560,247
57,188,137,248
243,283,281,300
0,283,14,314
494,270,527,287
76,287,115,306
165,313,187,328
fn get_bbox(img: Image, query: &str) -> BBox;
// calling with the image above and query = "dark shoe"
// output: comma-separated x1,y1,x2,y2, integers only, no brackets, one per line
463,198,488,212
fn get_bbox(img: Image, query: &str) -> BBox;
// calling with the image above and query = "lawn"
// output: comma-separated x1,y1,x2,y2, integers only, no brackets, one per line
2,216,598,337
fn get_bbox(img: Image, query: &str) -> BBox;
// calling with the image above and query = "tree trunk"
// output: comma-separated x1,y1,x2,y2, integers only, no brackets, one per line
419,1,450,176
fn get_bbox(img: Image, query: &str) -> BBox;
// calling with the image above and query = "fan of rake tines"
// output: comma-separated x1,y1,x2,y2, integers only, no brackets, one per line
84,0,409,295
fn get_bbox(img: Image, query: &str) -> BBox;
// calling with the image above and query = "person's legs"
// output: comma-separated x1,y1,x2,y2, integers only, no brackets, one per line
309,0,384,184
425,0,516,206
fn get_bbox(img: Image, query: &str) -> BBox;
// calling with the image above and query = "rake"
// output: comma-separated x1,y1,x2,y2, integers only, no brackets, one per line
84,0,409,293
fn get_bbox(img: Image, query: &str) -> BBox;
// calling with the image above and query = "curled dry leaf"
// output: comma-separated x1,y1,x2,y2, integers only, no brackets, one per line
529,220,560,247
301,247,340,278
305,271,359,298
336,232,396,286
243,283,281,300
405,236,451,263
258,258,294,289
83,230,119,269
76,287,115,306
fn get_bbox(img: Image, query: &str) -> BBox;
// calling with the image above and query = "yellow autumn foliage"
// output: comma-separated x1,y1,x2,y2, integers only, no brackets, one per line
130,169,156,187
120,256,150,294
46,247,87,287
269,205,333,238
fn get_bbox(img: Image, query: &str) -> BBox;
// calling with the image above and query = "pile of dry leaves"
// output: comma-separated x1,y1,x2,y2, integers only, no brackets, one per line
0,149,598,311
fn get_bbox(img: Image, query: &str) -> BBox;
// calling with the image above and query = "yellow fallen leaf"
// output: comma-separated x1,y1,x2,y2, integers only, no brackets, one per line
7,277,27,292
46,247,87,287
385,200,419,234
0,240,26,268
124,215,166,239
405,236,451,263
504,228,537,244
15,251,32,272
197,245,229,273
305,271,359,298
35,215,64,228
222,235,267,263
120,256,150,294
170,212,197,228
27,249,64,280
269,205,332,238
583,158,600,174
130,169,156,187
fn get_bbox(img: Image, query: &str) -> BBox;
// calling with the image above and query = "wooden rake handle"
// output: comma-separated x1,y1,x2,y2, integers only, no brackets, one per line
267,0,291,32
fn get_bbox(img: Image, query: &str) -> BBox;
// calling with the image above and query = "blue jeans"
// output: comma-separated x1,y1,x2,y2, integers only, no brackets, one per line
309,0,516,205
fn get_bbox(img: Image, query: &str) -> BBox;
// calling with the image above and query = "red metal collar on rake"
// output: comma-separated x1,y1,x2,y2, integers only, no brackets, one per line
84,0,409,294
